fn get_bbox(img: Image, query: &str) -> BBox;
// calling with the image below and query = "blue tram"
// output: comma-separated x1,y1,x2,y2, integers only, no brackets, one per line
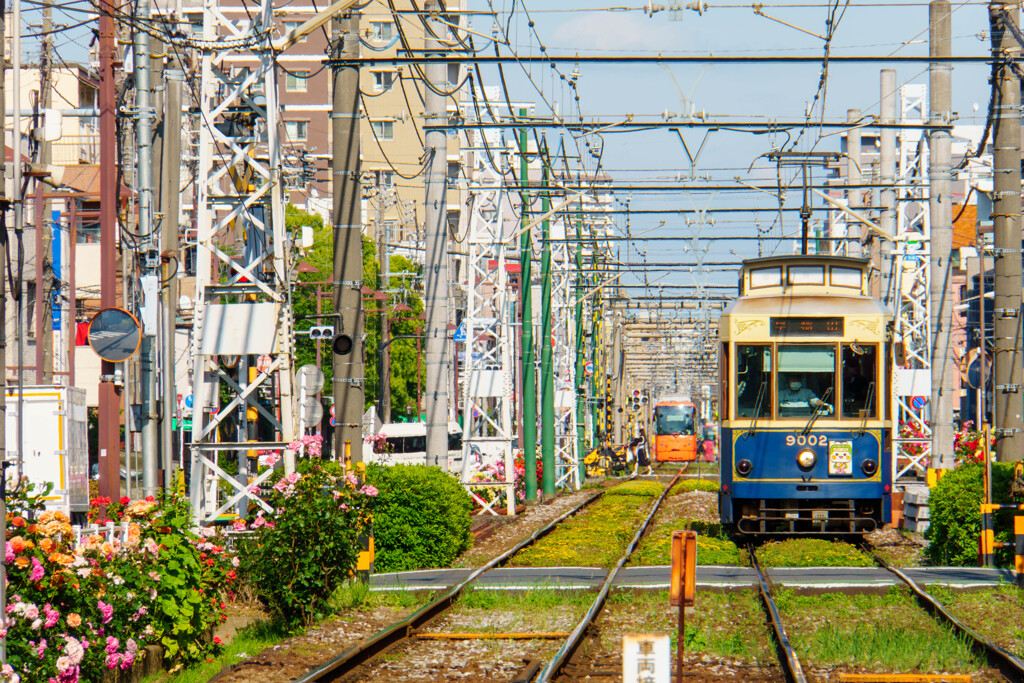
718,255,893,535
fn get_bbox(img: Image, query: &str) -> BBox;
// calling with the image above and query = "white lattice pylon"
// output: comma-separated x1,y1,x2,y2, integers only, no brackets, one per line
551,215,579,490
189,0,296,523
458,146,516,515
889,83,932,480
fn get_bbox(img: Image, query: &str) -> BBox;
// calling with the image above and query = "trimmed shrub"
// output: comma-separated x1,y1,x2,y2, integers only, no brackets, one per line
366,464,473,571
927,462,1014,566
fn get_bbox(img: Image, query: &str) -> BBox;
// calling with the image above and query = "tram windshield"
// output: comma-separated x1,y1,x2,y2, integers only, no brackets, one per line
777,345,836,417
842,343,877,418
654,405,695,436
736,345,772,418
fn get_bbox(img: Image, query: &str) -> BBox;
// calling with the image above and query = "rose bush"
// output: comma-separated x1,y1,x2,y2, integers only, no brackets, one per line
3,481,233,683
237,459,377,629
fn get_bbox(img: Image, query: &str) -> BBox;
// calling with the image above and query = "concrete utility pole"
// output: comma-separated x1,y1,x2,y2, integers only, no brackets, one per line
0,0,7,661
98,0,121,498
377,193,391,423
161,56,183,487
331,8,364,467
134,0,160,497
990,2,1024,460
519,113,537,498
423,0,449,470
574,209,586,483
879,69,897,302
13,0,24,481
846,108,863,258
929,0,955,469
37,0,53,383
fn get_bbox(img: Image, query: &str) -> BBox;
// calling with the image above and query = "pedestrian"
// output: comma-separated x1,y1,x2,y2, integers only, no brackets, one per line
637,428,651,475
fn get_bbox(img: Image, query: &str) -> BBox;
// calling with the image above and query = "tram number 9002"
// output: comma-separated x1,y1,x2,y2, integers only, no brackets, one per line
785,434,828,447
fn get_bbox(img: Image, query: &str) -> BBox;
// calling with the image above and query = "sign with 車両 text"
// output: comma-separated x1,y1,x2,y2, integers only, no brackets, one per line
622,633,670,683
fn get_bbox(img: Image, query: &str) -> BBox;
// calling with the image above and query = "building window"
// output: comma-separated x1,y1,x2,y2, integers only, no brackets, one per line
285,120,308,141
285,71,309,92
371,120,394,141
447,63,460,88
373,170,394,187
371,70,395,92
369,21,394,41
283,20,304,41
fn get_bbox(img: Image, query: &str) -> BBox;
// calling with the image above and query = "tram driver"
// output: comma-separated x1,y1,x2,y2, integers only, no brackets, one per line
778,374,832,417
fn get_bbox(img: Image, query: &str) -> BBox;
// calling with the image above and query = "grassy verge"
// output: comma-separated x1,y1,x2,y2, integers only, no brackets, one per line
511,482,662,568
929,583,1024,657
775,587,984,672
144,585,428,683
141,619,290,683
756,538,873,567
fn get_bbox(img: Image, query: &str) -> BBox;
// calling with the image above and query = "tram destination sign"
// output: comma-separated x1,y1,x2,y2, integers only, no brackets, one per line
769,316,844,337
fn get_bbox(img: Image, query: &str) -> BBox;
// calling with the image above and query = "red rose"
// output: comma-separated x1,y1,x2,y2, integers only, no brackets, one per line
119,496,130,505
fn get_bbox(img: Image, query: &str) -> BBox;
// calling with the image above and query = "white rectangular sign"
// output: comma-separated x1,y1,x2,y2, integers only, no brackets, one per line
623,633,671,683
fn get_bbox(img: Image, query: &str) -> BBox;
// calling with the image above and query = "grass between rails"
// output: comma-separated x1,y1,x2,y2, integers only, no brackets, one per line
756,538,874,568
774,587,985,673
510,481,664,568
928,583,1024,657
427,589,596,634
597,591,776,664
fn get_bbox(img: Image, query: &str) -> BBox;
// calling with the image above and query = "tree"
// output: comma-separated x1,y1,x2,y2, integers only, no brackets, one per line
287,205,423,418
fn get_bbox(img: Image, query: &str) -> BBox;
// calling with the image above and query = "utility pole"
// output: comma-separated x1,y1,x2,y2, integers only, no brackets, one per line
540,154,555,496
161,55,183,487
519,111,537,499
0,0,7,661
331,7,363,468
97,0,121,498
990,2,1024,460
377,191,391,423
847,108,863,258
879,69,897,301
134,0,159,497
929,0,955,469
13,0,24,482
37,0,53,383
423,0,449,470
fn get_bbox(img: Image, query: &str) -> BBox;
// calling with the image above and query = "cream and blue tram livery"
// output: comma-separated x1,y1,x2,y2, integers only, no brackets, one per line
718,255,893,534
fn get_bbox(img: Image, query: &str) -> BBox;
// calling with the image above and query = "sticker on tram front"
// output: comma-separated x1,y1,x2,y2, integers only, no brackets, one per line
828,440,853,476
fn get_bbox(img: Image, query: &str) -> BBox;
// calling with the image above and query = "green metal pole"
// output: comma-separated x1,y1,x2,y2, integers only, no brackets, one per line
574,208,586,483
540,153,555,496
519,110,537,501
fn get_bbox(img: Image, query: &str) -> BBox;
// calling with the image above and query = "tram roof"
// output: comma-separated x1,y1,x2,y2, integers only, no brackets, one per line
722,295,887,318
740,255,870,270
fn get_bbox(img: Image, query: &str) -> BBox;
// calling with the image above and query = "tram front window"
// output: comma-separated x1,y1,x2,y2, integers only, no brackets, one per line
654,405,695,436
777,345,835,417
842,344,877,418
736,344,772,418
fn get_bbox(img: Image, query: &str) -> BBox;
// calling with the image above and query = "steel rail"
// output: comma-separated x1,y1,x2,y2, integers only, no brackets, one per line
533,466,687,682
293,488,606,683
750,547,809,683
869,551,1024,683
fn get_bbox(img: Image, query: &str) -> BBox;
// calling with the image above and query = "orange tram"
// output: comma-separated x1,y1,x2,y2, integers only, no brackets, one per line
651,396,698,462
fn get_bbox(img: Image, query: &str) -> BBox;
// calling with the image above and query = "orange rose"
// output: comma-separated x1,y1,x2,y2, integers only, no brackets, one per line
13,557,29,569
67,613,81,628
10,516,25,528
26,524,38,534
9,536,25,553
39,538,54,554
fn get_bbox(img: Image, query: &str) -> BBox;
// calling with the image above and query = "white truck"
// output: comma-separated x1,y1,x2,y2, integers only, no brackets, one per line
5,385,89,520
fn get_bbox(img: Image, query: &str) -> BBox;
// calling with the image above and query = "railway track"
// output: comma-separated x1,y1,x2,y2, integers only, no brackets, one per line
293,465,686,683
748,542,1024,683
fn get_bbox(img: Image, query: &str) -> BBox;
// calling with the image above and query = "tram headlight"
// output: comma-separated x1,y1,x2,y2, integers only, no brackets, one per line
861,459,878,476
736,459,753,476
796,448,817,470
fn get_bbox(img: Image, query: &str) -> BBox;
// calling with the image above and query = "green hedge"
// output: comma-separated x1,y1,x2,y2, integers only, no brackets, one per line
927,462,1014,567
366,464,473,571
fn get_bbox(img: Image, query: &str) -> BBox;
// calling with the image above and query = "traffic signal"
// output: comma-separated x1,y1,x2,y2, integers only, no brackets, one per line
332,333,354,356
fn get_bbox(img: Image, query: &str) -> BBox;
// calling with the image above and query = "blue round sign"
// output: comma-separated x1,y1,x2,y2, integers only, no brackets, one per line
184,394,194,409
910,396,927,410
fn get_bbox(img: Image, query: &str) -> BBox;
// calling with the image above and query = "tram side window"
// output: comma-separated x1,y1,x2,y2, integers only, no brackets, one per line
736,345,772,419
842,344,877,418
777,344,836,417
